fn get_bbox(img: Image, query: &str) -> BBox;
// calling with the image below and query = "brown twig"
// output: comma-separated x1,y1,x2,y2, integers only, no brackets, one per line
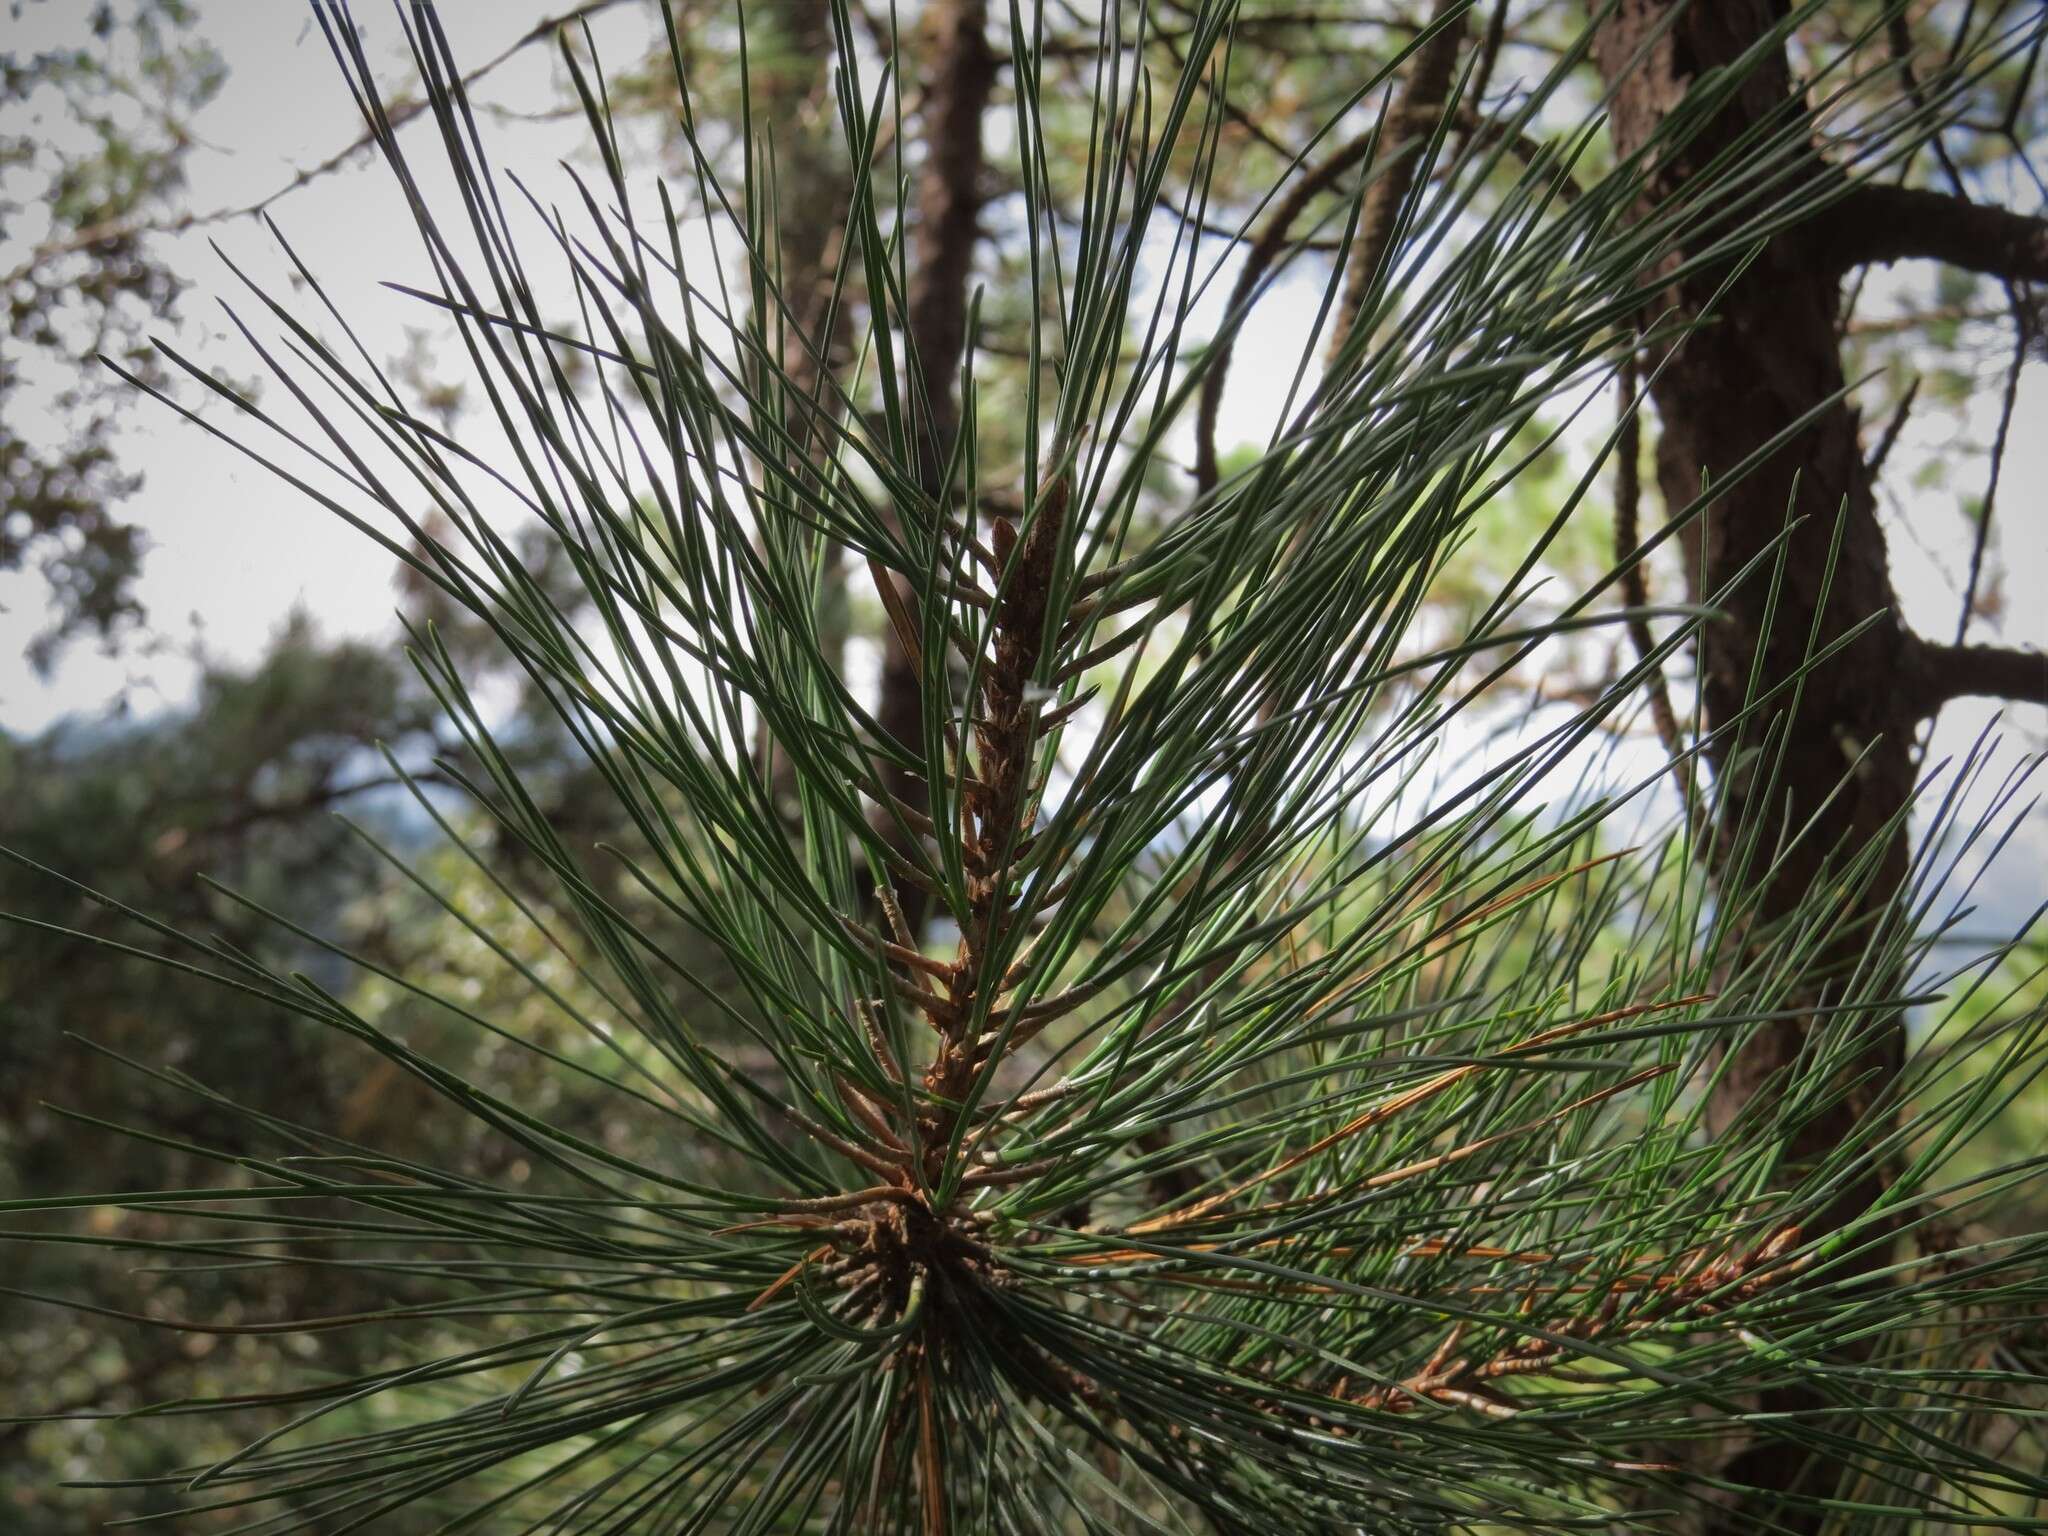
1614,353,1693,810
1343,1224,1806,1421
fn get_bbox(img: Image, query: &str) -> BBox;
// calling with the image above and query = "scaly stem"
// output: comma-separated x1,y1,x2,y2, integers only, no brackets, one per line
919,469,1073,1177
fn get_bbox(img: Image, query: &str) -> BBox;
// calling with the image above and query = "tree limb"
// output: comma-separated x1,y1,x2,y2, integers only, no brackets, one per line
1191,105,1569,497
1612,354,1691,807
1955,311,2030,646
1817,183,2048,282
1325,0,1468,365
874,0,995,936
1192,131,1377,497
1910,639,2048,718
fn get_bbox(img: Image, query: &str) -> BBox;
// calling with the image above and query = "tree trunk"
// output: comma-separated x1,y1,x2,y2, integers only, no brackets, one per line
753,0,854,826
1594,2,1913,1523
878,0,994,933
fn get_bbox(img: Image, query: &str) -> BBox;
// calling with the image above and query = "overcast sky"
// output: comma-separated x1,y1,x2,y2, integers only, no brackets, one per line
1,2,671,731
2,1,2041,935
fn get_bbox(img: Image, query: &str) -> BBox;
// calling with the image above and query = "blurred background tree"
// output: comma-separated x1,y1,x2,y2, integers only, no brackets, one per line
2,0,222,668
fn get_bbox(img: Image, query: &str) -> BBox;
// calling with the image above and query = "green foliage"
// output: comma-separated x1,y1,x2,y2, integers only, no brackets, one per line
5,2,2046,1532
0,618,432,1529
0,0,225,666
0,599,758,1531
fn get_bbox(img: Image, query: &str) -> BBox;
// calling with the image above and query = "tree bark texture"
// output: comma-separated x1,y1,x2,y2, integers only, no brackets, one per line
1595,3,1912,1523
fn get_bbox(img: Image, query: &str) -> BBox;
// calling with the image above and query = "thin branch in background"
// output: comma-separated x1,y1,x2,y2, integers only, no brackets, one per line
1862,372,1918,479
1882,6,2039,661
1612,355,1690,810
1148,17,1301,164
1955,310,2029,645
875,0,995,935
1469,0,1510,113
1887,11,1969,193
1193,129,1378,496
1191,100,1574,495
1324,0,1467,365
2,0,634,288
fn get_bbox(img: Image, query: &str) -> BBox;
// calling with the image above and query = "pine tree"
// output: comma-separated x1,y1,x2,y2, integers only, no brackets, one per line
7,3,2047,1530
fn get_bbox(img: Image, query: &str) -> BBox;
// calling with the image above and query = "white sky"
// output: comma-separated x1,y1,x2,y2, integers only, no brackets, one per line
1,0,2041,932
1,2,672,728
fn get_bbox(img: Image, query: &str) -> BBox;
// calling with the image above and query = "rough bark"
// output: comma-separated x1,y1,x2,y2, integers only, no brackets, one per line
1597,2,1920,1131
904,0,994,491
1594,3,1913,1524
